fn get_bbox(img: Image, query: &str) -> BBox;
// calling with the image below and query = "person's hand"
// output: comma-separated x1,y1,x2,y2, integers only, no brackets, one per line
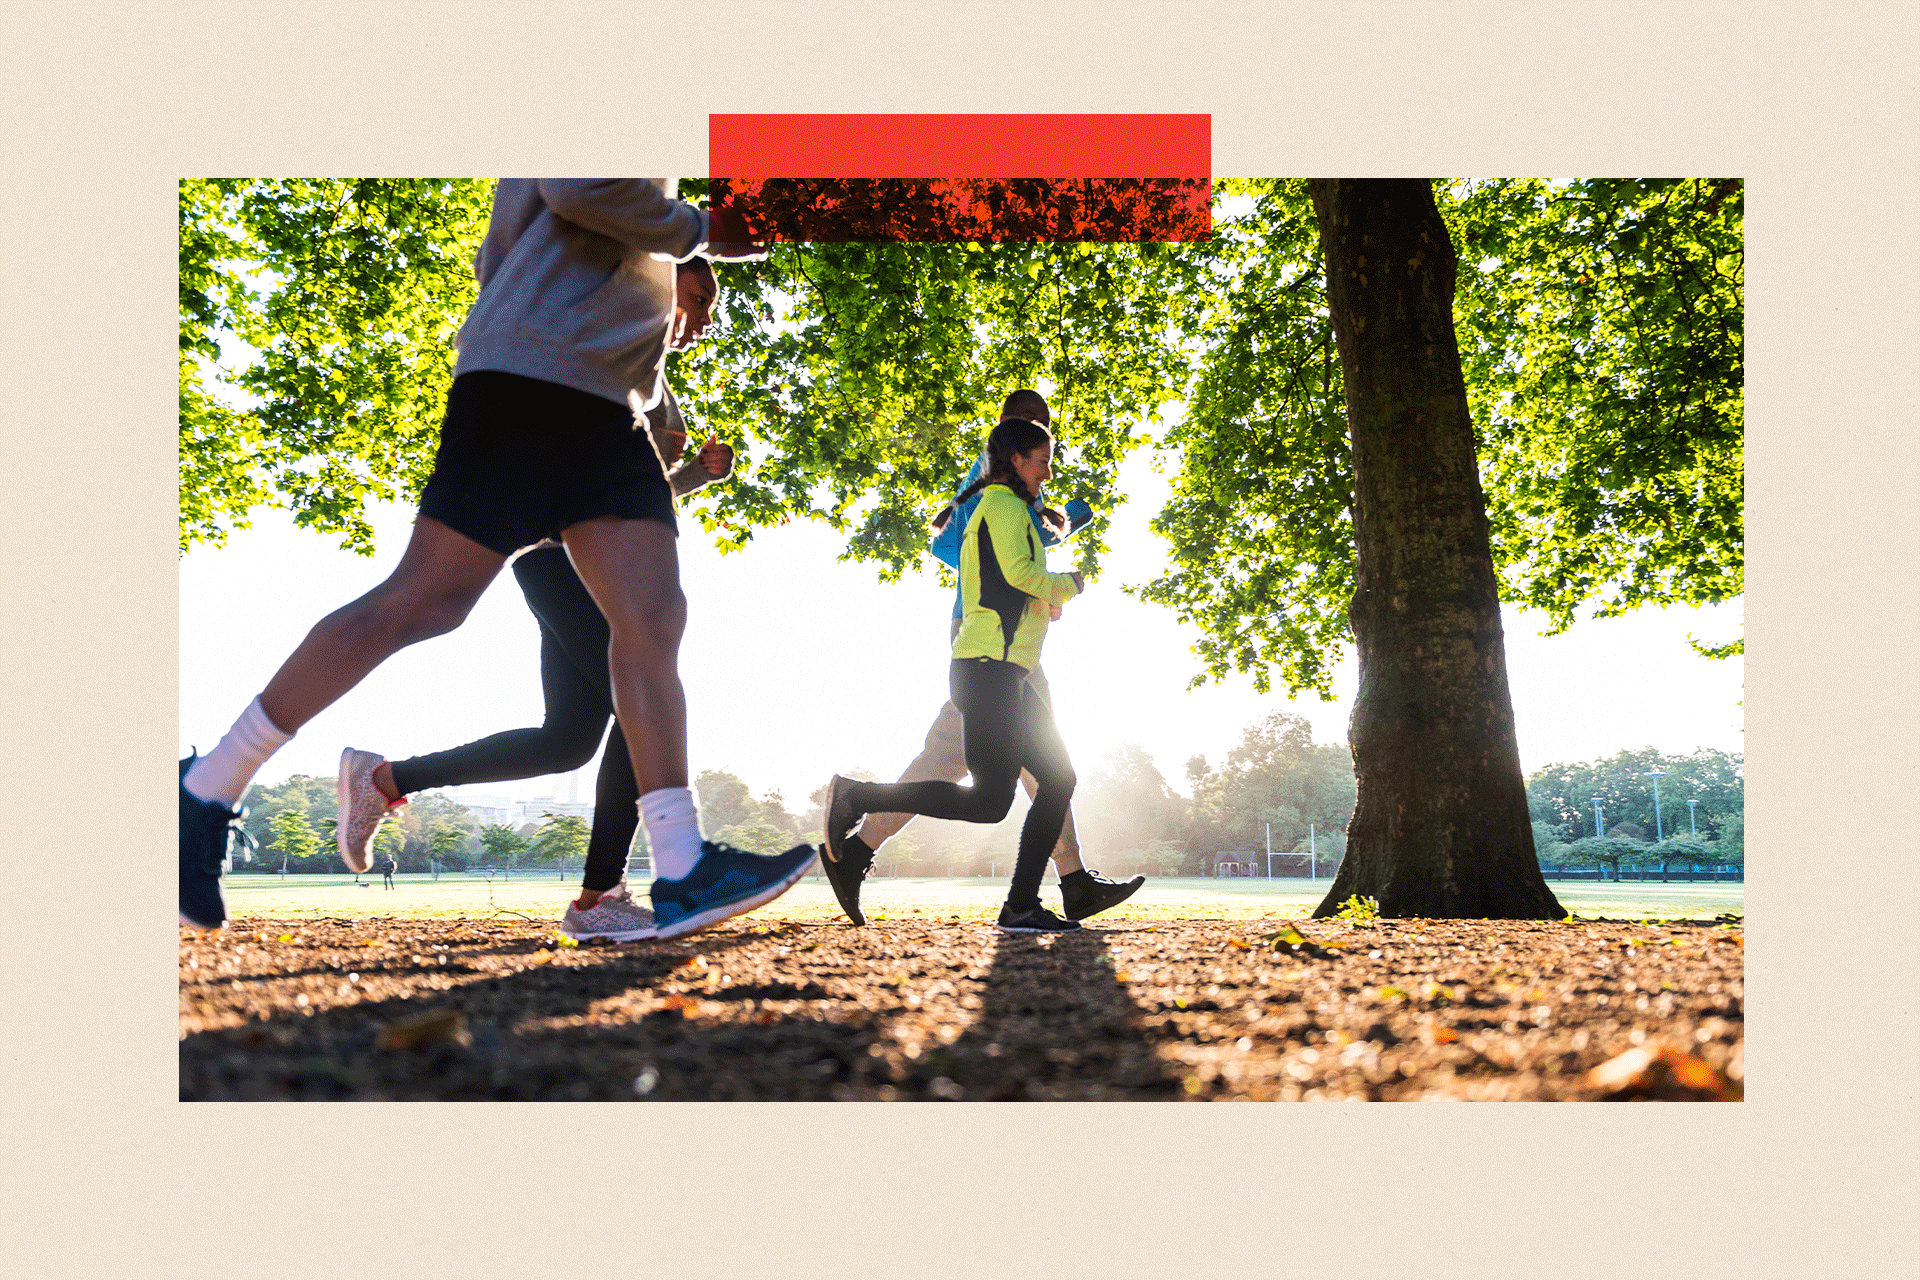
1069,570,1086,594
693,435,734,479
1049,603,1064,621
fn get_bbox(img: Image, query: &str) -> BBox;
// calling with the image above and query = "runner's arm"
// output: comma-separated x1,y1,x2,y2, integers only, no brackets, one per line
980,490,1081,604
536,180,708,260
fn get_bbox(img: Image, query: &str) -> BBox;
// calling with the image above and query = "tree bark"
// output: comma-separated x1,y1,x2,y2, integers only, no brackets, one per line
1306,180,1562,920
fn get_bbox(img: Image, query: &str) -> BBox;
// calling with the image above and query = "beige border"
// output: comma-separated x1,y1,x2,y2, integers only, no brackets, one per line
3,0,1915,1275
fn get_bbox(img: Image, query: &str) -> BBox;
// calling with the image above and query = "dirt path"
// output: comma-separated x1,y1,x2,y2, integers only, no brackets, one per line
179,914,1743,1101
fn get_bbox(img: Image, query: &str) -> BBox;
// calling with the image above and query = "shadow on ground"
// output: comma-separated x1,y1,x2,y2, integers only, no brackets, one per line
180,913,1744,1101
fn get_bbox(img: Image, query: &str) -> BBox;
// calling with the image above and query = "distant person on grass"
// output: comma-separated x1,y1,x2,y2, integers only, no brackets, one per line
823,404,1105,934
335,261,737,944
824,391,1143,926
180,179,815,938
378,855,397,890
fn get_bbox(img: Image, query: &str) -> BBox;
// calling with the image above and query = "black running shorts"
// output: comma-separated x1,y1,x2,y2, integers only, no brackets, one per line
416,370,677,557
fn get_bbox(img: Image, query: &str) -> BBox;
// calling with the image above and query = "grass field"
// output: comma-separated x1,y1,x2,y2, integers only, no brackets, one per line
220,872,1744,924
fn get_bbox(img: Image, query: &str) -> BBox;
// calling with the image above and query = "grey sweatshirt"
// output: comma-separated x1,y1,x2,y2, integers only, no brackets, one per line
453,179,753,410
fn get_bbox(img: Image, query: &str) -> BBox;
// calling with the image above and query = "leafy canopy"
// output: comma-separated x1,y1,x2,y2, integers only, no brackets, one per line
179,179,492,554
179,178,1741,689
1138,179,1743,694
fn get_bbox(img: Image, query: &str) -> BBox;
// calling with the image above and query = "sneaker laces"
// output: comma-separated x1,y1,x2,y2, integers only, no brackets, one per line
573,881,635,915
209,808,256,875
601,890,650,918
706,840,800,862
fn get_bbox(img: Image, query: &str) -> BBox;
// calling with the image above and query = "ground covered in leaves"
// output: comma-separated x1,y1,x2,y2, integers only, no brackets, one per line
180,913,1743,1102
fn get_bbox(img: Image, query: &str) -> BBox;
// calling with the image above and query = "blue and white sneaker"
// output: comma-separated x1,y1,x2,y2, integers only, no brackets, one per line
650,841,818,940
179,754,256,931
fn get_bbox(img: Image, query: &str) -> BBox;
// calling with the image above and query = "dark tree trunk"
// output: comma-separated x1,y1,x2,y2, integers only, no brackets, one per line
1306,180,1562,921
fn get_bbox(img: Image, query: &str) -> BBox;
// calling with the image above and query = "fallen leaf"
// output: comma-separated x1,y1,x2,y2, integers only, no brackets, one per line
376,1009,470,1051
1263,922,1339,959
1584,1045,1743,1100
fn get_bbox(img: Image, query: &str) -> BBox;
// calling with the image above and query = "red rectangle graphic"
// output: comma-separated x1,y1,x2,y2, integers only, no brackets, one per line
708,114,1210,178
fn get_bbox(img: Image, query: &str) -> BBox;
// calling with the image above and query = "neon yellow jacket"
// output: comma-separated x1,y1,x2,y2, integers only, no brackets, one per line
952,485,1083,670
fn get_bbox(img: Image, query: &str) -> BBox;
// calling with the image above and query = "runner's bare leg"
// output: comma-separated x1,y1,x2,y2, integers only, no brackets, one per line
559,515,688,793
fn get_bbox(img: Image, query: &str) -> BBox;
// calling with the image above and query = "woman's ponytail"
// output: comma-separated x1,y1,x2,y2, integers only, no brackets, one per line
931,475,994,532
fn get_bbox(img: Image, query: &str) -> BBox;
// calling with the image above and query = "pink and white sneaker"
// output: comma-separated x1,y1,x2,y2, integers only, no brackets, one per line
336,748,406,873
560,879,658,942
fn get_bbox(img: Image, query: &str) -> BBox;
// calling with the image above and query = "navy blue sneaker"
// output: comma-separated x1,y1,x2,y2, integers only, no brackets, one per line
650,841,818,940
179,754,254,931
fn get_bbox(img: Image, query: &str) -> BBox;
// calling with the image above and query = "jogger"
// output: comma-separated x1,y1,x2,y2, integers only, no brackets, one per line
823,404,1113,934
332,264,747,944
181,180,814,934
822,392,1144,926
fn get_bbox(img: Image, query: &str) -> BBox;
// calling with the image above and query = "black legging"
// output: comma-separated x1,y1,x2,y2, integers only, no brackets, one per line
848,656,1076,908
388,545,637,892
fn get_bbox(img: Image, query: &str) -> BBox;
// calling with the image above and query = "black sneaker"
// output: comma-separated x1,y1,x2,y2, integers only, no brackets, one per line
822,774,864,866
1060,868,1146,920
996,902,1081,934
823,832,877,926
178,754,255,931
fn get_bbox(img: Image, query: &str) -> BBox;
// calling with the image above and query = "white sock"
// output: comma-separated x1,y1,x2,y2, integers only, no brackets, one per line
184,697,292,809
640,786,704,881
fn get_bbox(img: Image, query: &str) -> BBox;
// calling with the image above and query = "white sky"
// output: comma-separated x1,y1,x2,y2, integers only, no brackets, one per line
178,434,1744,810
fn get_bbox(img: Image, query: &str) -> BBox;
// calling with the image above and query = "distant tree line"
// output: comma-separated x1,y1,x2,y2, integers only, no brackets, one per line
229,728,1743,884
234,774,594,876
1526,746,1743,879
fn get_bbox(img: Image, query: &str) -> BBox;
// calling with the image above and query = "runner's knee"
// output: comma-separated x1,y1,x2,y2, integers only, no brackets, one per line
604,586,687,661
401,593,480,644
532,721,605,772
965,777,1019,824
339,581,480,650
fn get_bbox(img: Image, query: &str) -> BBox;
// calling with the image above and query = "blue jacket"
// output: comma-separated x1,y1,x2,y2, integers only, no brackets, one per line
930,457,1093,619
